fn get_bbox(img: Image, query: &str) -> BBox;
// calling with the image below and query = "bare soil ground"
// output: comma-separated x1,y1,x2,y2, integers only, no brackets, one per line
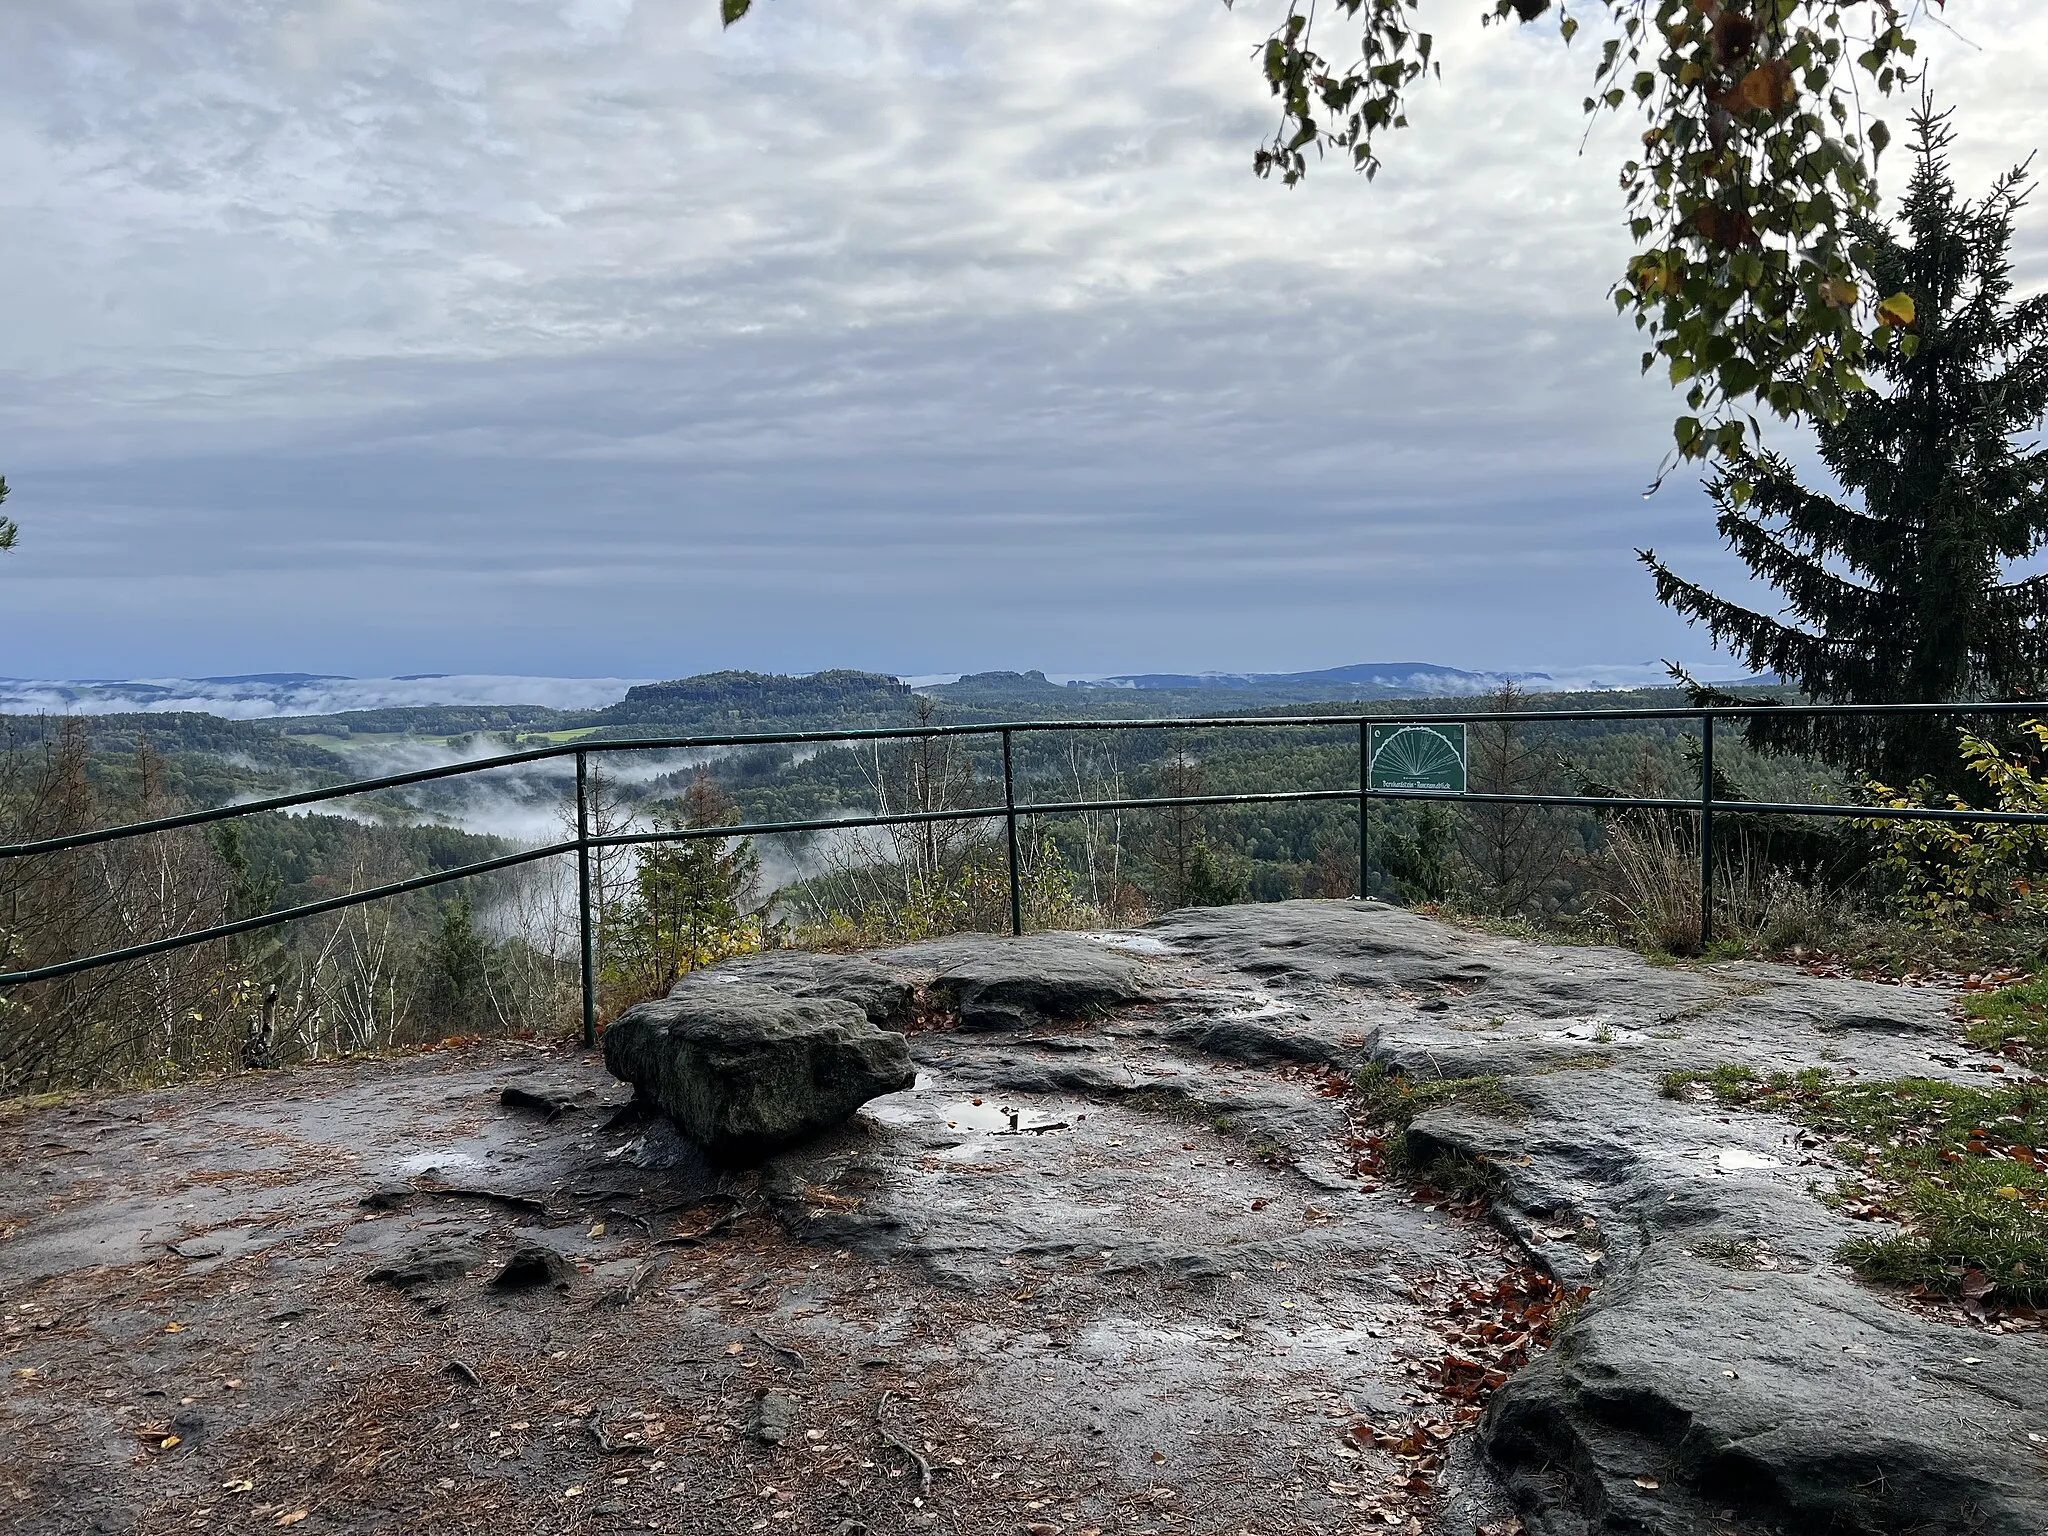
1,1038,1525,1536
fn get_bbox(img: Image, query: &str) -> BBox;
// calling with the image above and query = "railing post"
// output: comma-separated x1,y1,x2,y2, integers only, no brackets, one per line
576,750,596,1050
1699,712,1715,951
1002,729,1023,937
1358,717,1370,900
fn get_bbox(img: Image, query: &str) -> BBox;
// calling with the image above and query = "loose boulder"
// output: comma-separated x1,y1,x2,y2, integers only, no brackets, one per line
488,1243,572,1292
604,984,915,1163
363,1238,479,1289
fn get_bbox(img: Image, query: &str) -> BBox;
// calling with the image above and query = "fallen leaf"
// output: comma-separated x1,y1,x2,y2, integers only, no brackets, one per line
275,1512,307,1528
1632,1476,1659,1489
164,1323,185,1334
725,1343,743,1356
588,1223,606,1238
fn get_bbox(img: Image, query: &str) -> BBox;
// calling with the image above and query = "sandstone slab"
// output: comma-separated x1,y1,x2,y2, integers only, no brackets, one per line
922,932,1148,1030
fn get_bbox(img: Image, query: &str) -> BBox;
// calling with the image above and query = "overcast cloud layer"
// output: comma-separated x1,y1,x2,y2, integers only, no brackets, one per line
1,1,2044,684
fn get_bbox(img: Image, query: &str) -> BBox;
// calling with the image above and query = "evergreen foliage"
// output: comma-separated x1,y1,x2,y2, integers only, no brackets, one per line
600,773,763,1006
422,895,494,1032
1643,107,2048,788
0,474,14,552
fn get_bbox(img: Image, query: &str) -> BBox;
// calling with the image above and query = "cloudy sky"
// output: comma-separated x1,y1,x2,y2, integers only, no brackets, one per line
1,1,2043,685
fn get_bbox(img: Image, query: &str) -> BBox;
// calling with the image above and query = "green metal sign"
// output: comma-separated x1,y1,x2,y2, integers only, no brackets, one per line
1369,723,1468,793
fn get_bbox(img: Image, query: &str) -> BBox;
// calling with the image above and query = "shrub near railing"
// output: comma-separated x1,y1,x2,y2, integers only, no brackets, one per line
1862,721,2048,927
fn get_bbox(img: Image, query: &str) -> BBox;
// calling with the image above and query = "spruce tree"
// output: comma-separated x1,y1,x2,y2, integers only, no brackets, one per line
603,774,762,1001
1640,106,2048,790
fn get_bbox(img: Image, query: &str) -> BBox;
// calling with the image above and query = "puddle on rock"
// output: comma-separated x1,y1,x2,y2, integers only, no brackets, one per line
1086,931,1180,956
1713,1147,1783,1172
1539,1018,1644,1044
864,1084,1031,1134
390,1150,488,1178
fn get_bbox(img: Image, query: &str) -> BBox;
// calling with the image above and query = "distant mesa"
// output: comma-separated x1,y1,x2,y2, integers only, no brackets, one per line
944,670,1064,692
594,670,912,730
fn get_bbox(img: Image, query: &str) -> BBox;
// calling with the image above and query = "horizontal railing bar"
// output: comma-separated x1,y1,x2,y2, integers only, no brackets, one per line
1702,798,2048,826
0,840,577,988
6,699,2046,861
590,803,1011,849
588,788,1373,851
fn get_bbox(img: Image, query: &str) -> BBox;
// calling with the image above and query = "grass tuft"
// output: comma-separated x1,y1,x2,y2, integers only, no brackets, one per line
1659,1064,1826,1105
1352,1062,1523,1130
1962,974,2048,1071
1688,1235,1765,1268
1421,1148,1504,1202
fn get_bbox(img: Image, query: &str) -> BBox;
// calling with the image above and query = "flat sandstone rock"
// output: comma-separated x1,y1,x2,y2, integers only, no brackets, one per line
923,931,1147,1031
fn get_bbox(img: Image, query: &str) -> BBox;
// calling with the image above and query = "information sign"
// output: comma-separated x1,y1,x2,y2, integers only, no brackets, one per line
1368,723,1469,794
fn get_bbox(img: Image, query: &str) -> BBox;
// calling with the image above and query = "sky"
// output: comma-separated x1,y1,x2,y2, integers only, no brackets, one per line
1,1,2044,687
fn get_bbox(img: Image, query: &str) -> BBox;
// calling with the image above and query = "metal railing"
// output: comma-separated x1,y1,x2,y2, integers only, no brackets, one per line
4,699,2046,1047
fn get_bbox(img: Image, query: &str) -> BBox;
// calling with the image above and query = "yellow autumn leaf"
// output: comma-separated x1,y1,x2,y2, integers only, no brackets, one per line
275,1512,308,1528
1820,278,1859,309
1878,292,1917,327
1996,1185,2023,1200
1723,60,1795,115
158,1435,181,1451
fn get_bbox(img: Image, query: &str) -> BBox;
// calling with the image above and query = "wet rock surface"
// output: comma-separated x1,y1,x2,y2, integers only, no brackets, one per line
364,1237,482,1289
604,982,916,1162
1142,903,2048,1536
2,900,2042,1536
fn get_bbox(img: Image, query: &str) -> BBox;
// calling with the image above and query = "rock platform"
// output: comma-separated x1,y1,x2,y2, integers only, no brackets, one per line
2,901,2041,1536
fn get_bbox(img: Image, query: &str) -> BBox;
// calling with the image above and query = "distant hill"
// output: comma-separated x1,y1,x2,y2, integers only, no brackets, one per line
0,662,1753,748
1076,661,1519,697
